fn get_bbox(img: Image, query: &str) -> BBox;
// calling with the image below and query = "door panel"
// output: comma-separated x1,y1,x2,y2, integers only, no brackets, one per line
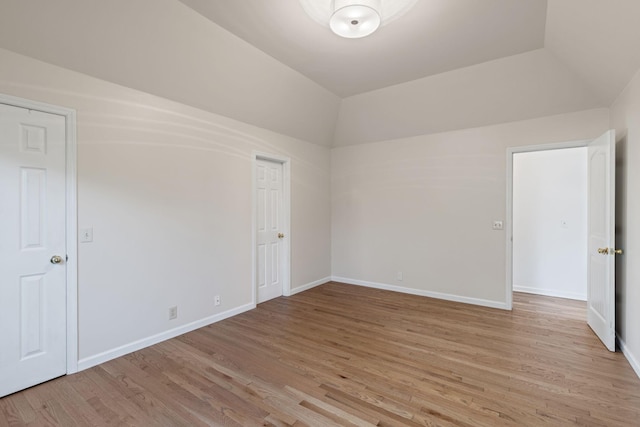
258,243,266,287
256,159,284,303
587,130,616,351
0,103,67,397
21,167,47,248
271,242,279,284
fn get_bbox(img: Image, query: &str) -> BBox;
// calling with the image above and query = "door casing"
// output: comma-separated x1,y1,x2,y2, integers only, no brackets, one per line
0,93,78,374
252,152,291,305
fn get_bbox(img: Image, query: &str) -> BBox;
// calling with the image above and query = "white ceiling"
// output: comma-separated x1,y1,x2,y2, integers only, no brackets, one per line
545,0,640,105
179,0,548,97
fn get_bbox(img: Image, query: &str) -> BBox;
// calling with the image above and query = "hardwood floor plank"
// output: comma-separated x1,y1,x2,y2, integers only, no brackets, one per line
2,282,640,426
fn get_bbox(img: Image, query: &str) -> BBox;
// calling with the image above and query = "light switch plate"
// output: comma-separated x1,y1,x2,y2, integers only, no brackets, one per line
80,228,93,243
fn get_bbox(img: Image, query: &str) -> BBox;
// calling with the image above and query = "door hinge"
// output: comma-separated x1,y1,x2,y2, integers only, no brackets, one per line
66,254,68,262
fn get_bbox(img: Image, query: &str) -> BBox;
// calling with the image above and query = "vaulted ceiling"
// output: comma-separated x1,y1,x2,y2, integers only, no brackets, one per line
179,0,547,97
0,0,639,147
179,0,640,105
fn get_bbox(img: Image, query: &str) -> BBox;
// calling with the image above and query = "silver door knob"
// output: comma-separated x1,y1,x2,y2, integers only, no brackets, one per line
50,255,63,264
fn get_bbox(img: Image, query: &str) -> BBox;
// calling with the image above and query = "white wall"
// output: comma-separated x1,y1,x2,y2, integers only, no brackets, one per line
611,68,640,377
332,109,608,307
0,48,332,367
512,148,587,300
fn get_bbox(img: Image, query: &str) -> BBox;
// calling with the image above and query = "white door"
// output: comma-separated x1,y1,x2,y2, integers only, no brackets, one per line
587,130,616,351
256,159,284,303
0,103,67,397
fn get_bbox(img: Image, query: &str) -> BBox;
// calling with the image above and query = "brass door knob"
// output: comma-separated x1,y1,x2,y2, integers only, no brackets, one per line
614,249,624,255
50,255,63,264
278,233,284,239
597,248,609,255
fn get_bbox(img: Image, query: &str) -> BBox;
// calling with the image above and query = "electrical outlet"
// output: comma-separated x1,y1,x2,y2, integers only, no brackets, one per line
492,220,504,230
214,295,221,306
396,271,403,281
169,306,178,320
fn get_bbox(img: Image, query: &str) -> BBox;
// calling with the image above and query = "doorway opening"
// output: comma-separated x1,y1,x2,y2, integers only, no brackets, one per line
506,140,589,310
512,147,588,301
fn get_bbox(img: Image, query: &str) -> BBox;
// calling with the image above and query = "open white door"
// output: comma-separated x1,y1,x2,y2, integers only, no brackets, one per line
587,130,616,351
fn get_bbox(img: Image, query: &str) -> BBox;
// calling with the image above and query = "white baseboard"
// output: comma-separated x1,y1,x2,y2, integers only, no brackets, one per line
289,276,331,296
332,276,509,310
617,334,640,379
77,302,255,372
513,285,587,301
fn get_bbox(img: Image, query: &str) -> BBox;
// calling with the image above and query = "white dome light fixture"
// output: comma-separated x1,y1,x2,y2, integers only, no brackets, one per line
300,0,418,39
330,0,381,39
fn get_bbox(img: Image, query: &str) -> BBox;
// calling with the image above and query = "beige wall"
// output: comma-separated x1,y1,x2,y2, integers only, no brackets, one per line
332,109,609,307
0,48,332,366
611,69,640,375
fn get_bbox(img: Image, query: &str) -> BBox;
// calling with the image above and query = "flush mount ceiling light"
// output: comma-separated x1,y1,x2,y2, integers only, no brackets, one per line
330,0,381,38
300,0,418,39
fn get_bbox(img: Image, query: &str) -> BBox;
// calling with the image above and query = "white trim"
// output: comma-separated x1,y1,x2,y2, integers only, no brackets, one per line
617,334,640,379
513,286,586,301
77,302,255,372
505,139,590,311
65,106,78,374
290,277,331,295
251,152,292,304
332,277,509,310
0,94,79,374
251,156,257,305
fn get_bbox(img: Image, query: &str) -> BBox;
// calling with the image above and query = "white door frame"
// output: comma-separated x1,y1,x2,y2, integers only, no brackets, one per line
0,93,78,374
505,139,589,310
251,152,291,305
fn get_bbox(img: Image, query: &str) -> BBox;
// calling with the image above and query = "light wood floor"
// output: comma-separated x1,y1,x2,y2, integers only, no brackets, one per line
1,282,639,426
